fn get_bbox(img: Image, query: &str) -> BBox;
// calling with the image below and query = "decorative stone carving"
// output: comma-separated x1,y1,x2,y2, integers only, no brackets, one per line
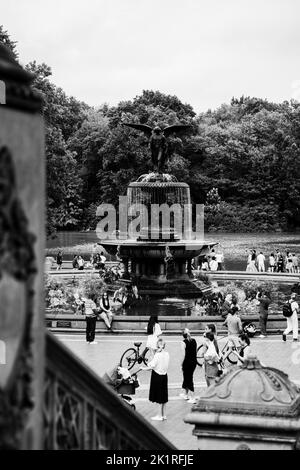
0,146,36,449
185,356,300,450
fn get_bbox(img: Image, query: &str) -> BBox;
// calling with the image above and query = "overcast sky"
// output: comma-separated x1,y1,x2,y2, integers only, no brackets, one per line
2,0,300,112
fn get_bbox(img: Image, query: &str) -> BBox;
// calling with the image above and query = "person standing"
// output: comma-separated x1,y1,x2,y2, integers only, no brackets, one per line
72,255,79,270
286,252,294,273
203,332,220,387
141,338,169,421
56,250,63,270
77,255,85,270
257,291,271,338
209,256,218,271
223,306,243,346
257,252,266,272
269,253,275,272
100,251,107,270
204,324,220,355
231,334,253,363
216,250,225,271
292,254,299,273
145,315,162,358
201,257,209,271
277,252,284,272
84,296,98,344
283,293,299,342
179,329,198,403
246,250,257,272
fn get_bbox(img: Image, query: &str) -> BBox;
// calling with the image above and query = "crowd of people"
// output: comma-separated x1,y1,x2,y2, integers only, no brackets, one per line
53,246,300,421
194,248,225,272
137,314,256,420
137,288,299,420
246,249,299,273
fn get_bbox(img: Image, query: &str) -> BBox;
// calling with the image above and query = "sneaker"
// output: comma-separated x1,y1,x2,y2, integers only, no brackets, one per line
151,416,163,421
187,398,197,404
90,341,98,344
258,334,266,338
282,334,287,342
293,339,298,342
162,416,167,420
179,393,188,400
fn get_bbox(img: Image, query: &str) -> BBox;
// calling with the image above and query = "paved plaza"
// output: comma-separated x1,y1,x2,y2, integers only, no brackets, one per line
56,332,300,449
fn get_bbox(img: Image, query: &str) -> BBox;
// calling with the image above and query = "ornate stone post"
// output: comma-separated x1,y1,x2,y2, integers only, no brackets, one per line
0,45,44,449
185,356,300,450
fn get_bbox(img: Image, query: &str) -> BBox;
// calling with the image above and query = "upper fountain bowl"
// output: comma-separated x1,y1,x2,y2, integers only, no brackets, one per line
136,173,178,183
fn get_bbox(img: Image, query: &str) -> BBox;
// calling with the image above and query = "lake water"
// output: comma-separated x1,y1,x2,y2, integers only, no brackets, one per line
46,231,300,271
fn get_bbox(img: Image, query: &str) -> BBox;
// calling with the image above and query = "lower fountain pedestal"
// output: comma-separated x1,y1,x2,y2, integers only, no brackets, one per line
101,240,215,296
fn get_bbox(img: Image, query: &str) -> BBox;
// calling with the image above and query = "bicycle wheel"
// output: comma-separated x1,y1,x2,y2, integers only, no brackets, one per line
197,344,205,367
120,348,137,370
225,349,238,365
142,348,151,366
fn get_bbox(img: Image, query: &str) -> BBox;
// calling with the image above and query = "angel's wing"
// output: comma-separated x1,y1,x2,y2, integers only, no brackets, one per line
163,124,192,138
122,123,153,137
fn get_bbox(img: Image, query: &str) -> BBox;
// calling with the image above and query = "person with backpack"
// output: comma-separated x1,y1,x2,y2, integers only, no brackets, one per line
282,293,299,342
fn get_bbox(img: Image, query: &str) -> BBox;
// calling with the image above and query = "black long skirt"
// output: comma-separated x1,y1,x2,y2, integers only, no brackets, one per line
182,362,197,392
149,370,168,404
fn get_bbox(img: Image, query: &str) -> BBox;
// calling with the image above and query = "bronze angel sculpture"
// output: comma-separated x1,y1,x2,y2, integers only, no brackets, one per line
122,122,191,172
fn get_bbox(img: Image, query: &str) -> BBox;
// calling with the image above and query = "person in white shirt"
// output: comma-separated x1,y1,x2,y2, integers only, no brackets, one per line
84,297,98,344
100,251,107,269
141,337,169,421
209,257,218,271
283,293,299,342
77,255,85,271
201,258,209,271
215,251,225,270
257,252,265,272
145,315,162,358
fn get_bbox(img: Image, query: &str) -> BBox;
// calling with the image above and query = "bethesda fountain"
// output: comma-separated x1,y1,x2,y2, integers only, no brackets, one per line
99,122,216,296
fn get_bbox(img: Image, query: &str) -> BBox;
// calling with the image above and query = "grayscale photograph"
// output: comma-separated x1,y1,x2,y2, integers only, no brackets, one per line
0,0,300,458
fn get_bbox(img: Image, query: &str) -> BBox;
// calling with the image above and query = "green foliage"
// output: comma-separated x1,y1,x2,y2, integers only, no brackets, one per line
78,276,107,302
0,25,18,59
25,61,89,234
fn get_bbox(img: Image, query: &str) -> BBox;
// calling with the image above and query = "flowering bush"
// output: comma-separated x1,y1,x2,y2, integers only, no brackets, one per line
45,274,107,311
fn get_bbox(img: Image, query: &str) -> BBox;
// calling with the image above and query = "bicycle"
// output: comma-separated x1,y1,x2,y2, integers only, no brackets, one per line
119,342,150,370
197,336,241,367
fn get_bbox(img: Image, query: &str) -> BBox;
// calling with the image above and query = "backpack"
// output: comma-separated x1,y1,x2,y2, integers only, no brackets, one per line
282,301,293,318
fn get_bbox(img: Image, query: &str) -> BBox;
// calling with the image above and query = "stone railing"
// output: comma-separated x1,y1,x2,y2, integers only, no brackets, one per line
44,332,175,450
45,312,286,335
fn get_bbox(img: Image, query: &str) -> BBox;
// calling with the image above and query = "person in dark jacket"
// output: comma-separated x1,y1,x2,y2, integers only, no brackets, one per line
56,250,63,270
179,328,198,403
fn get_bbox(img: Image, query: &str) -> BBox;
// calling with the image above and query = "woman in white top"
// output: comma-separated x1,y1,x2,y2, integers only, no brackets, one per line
141,337,169,421
146,315,162,358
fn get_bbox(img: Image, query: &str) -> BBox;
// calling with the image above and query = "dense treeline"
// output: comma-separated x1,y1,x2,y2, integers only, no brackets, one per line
2,26,300,234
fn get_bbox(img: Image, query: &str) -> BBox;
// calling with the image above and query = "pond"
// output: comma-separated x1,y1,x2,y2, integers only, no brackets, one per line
46,231,300,271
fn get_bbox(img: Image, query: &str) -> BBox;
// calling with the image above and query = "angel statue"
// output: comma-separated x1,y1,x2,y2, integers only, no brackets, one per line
122,122,191,172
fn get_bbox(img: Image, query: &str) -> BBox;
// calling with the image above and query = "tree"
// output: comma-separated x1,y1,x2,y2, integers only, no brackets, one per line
25,61,90,234
0,25,18,59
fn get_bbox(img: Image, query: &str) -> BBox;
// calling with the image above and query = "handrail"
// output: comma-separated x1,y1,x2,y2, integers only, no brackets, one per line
45,331,176,450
